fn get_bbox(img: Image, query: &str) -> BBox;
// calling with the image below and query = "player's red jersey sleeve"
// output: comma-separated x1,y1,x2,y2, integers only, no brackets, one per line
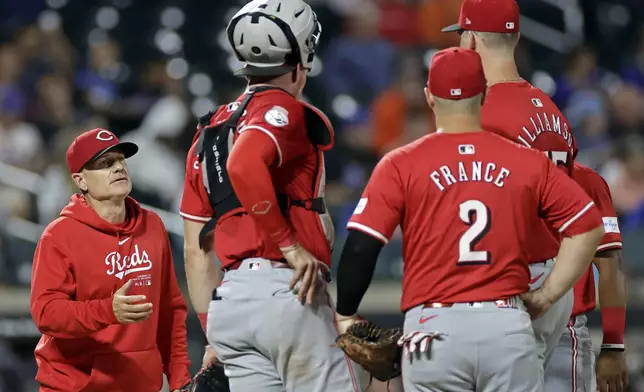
240,94,309,166
572,164,622,251
179,139,213,223
536,156,602,237
347,155,405,244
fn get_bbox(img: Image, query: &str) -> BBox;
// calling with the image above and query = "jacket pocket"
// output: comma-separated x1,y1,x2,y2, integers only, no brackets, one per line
81,348,163,392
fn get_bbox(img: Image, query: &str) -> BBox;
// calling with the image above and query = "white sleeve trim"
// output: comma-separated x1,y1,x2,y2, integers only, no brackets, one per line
347,222,389,244
597,242,623,251
239,125,283,167
179,211,211,222
559,201,595,233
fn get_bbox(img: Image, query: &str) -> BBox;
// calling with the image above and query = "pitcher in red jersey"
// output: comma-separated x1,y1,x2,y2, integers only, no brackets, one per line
334,47,604,392
443,0,583,370
544,163,628,392
30,128,191,392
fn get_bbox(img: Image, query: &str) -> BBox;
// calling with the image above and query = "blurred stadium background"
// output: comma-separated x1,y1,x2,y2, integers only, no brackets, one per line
0,0,644,390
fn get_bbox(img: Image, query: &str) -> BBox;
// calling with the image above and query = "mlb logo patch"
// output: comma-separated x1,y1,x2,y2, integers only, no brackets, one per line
531,98,543,108
450,89,462,96
249,262,261,270
465,18,472,25
505,22,515,30
459,144,475,155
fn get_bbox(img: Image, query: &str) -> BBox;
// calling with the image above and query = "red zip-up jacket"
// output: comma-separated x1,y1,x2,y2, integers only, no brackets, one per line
30,195,191,391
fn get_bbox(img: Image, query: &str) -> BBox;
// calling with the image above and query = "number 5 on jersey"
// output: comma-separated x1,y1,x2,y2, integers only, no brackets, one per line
458,200,491,264
546,150,569,169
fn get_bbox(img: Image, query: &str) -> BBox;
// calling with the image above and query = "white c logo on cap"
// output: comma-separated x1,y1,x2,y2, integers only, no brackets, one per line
96,130,115,141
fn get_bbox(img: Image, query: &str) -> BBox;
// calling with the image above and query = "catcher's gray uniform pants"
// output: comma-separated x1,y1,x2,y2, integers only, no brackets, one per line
529,259,574,370
544,315,596,392
401,297,542,392
206,258,363,392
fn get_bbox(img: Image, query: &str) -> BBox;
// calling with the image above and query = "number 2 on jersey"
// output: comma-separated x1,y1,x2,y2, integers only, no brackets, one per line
458,200,491,264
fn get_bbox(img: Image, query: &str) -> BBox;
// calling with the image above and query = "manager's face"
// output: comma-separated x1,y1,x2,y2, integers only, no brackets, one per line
73,150,132,201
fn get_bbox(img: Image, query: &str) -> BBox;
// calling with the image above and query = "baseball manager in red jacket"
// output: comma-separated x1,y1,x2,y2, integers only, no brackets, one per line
30,128,191,392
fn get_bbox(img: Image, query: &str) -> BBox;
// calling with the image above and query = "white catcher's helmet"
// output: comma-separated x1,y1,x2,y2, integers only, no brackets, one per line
226,0,322,76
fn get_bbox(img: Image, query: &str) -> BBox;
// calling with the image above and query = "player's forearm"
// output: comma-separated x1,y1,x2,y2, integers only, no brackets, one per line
594,250,627,349
227,131,296,248
595,250,627,308
541,226,604,303
335,230,383,316
184,246,219,314
31,296,118,338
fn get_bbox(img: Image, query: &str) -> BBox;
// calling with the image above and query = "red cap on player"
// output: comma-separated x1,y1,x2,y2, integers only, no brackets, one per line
66,128,138,173
442,0,520,34
427,47,486,100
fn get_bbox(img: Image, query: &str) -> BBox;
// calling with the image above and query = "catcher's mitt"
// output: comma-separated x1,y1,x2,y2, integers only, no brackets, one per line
181,360,230,392
335,322,403,382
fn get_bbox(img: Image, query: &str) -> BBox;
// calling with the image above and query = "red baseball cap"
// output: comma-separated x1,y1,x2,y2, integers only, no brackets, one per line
442,0,520,34
66,128,138,173
428,47,486,100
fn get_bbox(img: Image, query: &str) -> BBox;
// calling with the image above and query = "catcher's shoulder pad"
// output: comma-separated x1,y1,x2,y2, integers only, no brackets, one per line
301,101,334,151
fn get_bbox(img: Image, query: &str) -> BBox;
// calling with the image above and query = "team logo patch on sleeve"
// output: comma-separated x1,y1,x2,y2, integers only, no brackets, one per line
264,106,289,127
602,217,620,233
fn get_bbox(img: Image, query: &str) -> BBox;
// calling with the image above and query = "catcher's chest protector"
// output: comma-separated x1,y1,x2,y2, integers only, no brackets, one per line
195,85,334,249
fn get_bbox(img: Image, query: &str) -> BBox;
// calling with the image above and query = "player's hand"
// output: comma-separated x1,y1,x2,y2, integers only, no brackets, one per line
596,350,628,392
281,243,321,305
519,288,552,320
335,314,363,335
112,279,153,324
202,345,218,369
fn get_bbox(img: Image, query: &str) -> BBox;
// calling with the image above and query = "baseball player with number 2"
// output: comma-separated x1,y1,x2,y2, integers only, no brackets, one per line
333,47,605,392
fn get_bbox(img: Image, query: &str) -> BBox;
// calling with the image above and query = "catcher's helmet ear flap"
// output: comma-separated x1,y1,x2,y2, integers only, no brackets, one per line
226,0,322,77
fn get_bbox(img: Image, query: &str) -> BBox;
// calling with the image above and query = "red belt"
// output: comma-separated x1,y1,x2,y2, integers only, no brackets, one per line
423,297,519,309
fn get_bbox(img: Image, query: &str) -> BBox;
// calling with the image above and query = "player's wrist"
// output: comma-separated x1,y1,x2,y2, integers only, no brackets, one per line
535,285,557,306
600,344,625,352
279,238,300,254
601,306,625,349
336,313,360,322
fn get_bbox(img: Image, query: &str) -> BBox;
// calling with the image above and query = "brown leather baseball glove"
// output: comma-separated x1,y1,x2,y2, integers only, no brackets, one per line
335,322,403,381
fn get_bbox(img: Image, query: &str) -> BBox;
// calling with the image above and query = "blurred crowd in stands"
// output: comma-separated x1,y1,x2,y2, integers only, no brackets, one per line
0,0,643,281
1,0,644,391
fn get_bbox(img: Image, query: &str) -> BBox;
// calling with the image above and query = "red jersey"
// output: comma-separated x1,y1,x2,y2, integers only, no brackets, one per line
180,88,334,268
30,195,190,392
348,131,601,312
571,163,623,316
482,80,578,263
